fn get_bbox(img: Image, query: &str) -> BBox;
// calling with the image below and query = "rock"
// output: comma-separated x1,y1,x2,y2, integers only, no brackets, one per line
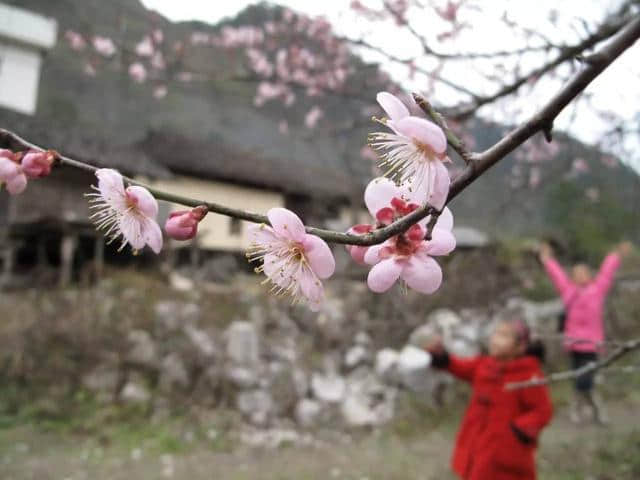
341,374,395,427
311,373,346,403
408,323,439,348
200,255,239,282
225,321,260,366
505,297,563,326
226,366,258,389
396,345,434,392
191,365,223,404
183,325,217,358
428,309,462,333
374,348,399,383
315,298,346,344
267,363,299,415
155,301,201,335
354,331,372,346
295,399,323,428
292,368,309,398
126,330,158,369
169,272,195,292
120,375,151,404
82,364,119,399
344,345,369,369
236,390,274,426
159,353,190,393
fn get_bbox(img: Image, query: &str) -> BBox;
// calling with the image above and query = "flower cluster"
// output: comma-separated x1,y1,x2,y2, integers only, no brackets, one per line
246,91,454,310
0,148,57,195
352,178,455,293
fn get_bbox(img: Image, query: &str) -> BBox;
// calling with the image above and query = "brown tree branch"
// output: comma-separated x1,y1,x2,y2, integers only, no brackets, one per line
506,337,640,390
1,14,638,248
449,10,634,119
447,14,640,202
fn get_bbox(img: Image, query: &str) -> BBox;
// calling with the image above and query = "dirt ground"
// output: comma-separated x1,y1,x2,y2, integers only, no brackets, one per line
2,393,639,480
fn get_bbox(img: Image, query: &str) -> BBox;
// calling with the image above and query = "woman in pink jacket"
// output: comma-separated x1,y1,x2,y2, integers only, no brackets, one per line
539,241,632,424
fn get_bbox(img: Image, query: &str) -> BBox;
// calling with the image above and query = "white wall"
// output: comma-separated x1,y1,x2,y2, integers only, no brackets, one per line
0,42,42,115
0,3,57,50
150,176,285,252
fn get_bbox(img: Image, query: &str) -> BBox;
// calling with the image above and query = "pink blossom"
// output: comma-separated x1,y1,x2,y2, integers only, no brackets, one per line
87,169,163,254
586,187,600,202
92,36,117,57
165,206,208,241
305,106,323,129
369,92,450,209
600,155,618,168
247,208,335,311
177,72,194,83
151,51,166,70
571,157,590,174
347,178,455,294
135,35,154,57
0,149,27,195
152,29,164,44
436,1,460,22
128,63,147,83
65,30,86,51
278,120,289,135
528,166,541,189
190,32,211,46
153,85,168,99
84,63,97,77
21,150,57,178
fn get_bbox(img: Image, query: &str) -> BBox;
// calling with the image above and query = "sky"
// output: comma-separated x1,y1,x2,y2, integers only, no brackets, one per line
140,0,639,169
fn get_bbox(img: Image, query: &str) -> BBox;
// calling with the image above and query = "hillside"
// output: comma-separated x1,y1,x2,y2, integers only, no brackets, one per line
1,0,639,253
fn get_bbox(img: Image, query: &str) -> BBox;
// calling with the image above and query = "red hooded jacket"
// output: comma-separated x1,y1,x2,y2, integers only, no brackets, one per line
434,353,553,480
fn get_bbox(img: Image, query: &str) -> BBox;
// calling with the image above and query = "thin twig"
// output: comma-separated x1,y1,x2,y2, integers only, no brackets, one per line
447,14,640,203
506,338,640,390
449,10,632,119
412,93,474,164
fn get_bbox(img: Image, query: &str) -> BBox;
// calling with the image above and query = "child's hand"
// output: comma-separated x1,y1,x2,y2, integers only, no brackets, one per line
423,334,444,354
616,241,633,258
538,242,553,262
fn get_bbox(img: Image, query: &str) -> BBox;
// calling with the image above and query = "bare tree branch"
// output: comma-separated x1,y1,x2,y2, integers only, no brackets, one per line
449,9,634,119
447,14,640,202
1,14,638,248
506,337,640,390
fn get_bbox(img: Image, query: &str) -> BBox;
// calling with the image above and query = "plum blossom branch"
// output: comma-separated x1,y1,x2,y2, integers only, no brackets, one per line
506,338,640,390
1,13,638,248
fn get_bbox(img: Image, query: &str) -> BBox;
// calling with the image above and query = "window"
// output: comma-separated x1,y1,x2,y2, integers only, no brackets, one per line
229,217,242,236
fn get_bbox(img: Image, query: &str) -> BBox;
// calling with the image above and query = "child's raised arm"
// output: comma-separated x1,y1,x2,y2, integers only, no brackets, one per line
540,243,573,297
425,336,481,383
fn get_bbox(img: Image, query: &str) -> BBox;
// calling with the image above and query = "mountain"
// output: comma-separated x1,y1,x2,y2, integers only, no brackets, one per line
2,0,639,258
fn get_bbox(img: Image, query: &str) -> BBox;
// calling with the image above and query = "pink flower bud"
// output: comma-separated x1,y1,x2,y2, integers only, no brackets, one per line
0,149,27,195
164,206,207,241
21,150,57,178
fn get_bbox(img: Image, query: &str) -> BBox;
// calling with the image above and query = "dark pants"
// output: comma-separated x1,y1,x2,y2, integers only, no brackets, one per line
570,351,598,392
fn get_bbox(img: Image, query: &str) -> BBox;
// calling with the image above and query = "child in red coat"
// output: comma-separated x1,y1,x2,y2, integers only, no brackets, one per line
426,319,553,480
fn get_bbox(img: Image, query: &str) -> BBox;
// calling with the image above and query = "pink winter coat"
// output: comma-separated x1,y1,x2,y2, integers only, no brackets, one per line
543,253,620,352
